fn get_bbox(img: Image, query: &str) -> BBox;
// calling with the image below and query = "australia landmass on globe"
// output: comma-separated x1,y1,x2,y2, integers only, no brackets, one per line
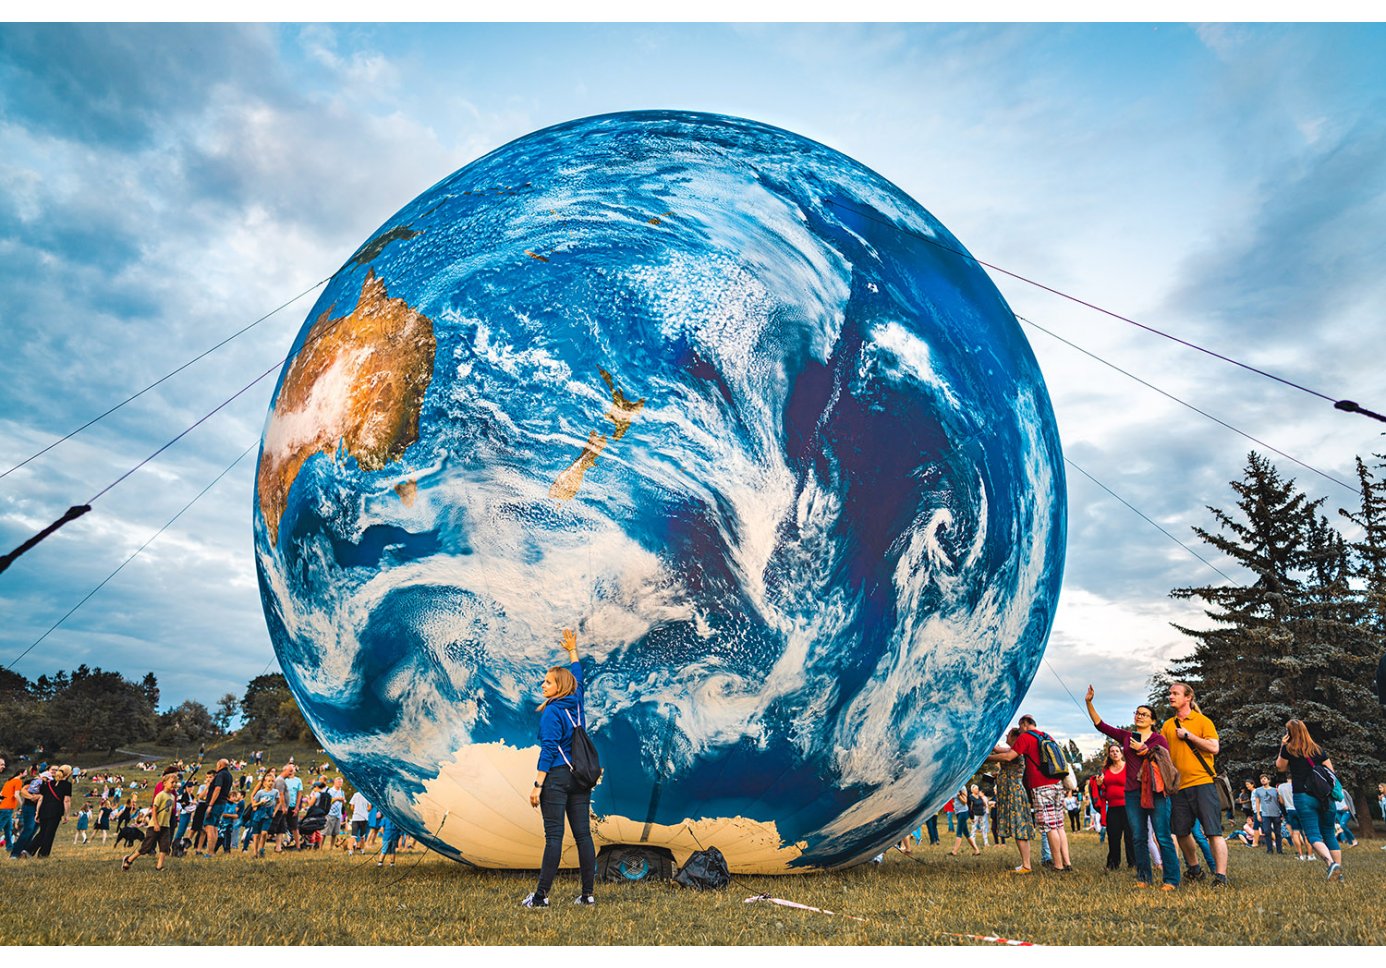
256,270,436,544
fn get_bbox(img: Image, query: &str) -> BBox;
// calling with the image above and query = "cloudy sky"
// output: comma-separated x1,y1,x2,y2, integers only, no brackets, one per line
2,22,1384,750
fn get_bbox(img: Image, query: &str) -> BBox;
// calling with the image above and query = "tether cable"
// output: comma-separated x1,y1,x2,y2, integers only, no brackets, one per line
1,276,363,577
1064,456,1237,585
1018,315,1359,496
0,275,329,483
823,196,1382,423
3,440,256,670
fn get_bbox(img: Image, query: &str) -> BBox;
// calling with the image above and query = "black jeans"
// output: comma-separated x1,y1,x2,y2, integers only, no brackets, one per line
535,766,596,898
1105,805,1135,869
32,811,63,857
1259,814,1283,853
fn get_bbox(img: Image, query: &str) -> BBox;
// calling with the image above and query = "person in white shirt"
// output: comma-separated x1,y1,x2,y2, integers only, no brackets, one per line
348,790,371,854
1277,776,1309,861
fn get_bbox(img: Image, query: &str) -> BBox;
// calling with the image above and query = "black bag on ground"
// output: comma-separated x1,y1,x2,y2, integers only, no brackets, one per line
674,846,730,890
562,709,602,791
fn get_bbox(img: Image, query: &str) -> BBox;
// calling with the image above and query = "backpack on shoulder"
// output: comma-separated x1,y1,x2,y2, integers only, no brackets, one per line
561,709,603,791
1025,729,1070,780
1306,758,1345,804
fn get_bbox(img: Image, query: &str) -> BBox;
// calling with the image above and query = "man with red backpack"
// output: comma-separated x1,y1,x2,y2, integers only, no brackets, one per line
994,714,1073,872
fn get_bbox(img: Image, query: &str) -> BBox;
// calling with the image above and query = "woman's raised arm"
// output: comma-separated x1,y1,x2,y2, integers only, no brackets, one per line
1084,685,1102,728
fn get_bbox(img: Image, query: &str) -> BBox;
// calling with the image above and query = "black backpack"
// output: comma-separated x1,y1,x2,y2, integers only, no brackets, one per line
561,709,602,791
674,847,730,890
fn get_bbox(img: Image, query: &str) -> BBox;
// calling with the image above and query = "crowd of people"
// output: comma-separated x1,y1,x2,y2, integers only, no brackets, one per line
3,671,1382,890
898,681,1376,888
1,752,416,869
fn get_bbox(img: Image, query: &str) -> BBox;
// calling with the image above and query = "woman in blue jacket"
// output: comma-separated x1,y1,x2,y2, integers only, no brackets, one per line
522,628,597,908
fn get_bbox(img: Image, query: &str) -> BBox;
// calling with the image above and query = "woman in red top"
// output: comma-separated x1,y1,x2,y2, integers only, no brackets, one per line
1099,744,1134,871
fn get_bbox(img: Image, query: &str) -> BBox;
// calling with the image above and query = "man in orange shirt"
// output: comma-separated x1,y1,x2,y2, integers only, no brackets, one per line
1,760,20,850
1161,681,1229,887
6,765,40,858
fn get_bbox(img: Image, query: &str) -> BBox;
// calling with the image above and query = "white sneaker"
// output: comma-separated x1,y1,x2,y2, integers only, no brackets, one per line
573,894,596,906
521,893,549,908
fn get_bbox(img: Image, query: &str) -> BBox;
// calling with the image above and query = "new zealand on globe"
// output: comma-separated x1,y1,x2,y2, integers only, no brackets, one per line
252,110,1067,875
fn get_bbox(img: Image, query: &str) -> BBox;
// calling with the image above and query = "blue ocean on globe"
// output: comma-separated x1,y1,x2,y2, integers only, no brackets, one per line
253,110,1066,873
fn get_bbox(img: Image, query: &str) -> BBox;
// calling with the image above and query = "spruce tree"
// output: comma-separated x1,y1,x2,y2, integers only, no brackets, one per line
1337,454,1386,836
1168,452,1316,784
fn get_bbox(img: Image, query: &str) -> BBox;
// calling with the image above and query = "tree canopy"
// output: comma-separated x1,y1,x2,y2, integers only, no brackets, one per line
1160,451,1386,828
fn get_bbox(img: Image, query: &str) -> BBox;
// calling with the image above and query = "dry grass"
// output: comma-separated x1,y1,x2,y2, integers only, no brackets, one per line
3,825,1382,945
7,750,1381,945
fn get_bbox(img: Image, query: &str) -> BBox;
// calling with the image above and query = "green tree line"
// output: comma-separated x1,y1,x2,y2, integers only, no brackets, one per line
0,667,312,757
1153,451,1386,831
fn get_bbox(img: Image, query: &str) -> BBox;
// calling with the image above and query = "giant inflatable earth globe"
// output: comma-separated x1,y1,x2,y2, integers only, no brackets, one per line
254,110,1066,874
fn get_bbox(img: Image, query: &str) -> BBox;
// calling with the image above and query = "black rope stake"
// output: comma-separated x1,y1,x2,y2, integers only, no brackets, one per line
1335,399,1386,424
0,504,91,576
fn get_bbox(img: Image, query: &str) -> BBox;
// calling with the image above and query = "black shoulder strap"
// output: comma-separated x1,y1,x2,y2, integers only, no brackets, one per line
1177,727,1218,779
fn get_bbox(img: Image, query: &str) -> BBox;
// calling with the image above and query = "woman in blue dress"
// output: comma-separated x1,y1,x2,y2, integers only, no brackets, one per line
521,628,597,908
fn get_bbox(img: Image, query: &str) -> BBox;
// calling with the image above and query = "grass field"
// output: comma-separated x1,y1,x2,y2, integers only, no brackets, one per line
5,750,1383,945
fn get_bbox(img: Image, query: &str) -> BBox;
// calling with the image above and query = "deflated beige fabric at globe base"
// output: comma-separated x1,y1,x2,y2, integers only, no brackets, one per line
416,741,808,873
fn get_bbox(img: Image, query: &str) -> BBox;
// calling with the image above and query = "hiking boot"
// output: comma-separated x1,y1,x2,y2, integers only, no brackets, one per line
521,893,549,908
1211,873,1228,888
1184,865,1206,883
573,894,596,905
1160,883,1176,892
1134,881,1150,888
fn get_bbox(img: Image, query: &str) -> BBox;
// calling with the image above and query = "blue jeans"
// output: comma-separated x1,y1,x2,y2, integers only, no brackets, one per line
1259,814,1283,853
1127,796,1180,886
174,811,193,843
924,816,939,845
946,811,955,832
1336,810,1357,845
8,801,37,857
0,808,11,847
1292,793,1339,851
1190,818,1215,869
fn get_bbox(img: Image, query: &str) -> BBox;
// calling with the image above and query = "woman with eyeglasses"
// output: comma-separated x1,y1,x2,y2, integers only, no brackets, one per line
1085,685,1181,889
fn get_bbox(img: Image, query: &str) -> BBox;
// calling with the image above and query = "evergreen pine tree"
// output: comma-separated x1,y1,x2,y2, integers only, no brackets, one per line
1168,452,1316,784
1337,453,1386,837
